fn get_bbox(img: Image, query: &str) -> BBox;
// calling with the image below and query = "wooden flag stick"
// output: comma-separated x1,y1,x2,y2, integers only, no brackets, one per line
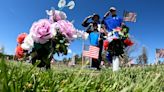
82,39,84,67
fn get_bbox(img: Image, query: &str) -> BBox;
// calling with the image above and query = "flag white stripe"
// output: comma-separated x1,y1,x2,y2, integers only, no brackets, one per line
83,46,99,59
156,49,164,58
123,11,137,22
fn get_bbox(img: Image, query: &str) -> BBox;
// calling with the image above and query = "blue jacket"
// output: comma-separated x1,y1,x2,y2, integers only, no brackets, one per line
104,16,123,31
89,31,99,46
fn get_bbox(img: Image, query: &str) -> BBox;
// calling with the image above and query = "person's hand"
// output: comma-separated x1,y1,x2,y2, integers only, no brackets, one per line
121,23,125,27
87,15,93,19
104,11,110,18
98,38,102,41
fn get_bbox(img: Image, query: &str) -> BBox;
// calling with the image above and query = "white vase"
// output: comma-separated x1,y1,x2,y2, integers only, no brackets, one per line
113,56,120,71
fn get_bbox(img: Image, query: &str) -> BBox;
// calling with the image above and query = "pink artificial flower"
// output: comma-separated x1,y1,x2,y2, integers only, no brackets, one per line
113,27,122,32
30,19,52,44
46,9,67,23
51,20,77,41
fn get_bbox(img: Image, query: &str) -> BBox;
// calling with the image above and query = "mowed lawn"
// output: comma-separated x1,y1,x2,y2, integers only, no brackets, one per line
0,59,164,92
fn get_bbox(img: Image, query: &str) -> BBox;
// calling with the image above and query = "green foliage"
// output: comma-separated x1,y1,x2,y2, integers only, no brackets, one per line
0,59,164,92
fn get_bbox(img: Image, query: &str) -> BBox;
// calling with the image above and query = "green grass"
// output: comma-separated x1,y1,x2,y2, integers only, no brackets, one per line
0,58,164,92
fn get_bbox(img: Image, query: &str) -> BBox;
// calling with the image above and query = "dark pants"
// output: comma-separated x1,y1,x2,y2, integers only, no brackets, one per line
91,58,100,69
91,33,104,70
91,43,103,70
98,40,103,63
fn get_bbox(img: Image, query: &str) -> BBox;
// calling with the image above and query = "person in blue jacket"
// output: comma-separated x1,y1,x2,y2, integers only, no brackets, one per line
82,14,102,70
103,7,123,32
89,23,99,46
88,22,101,70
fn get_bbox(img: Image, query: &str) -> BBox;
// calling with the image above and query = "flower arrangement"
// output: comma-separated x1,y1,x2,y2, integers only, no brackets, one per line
15,8,88,69
104,25,134,57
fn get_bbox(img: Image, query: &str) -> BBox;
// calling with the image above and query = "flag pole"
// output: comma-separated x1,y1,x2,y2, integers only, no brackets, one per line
82,39,84,68
122,10,126,23
155,49,159,65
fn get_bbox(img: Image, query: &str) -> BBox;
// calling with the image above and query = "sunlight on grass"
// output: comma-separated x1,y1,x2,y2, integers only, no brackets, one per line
0,59,164,92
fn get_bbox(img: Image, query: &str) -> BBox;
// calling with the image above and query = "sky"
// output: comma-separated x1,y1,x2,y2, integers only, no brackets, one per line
0,0,164,63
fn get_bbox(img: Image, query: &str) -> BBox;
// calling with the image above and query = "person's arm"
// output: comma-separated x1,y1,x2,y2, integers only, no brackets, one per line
101,11,110,25
101,24,108,36
103,11,110,19
86,27,93,34
82,15,93,27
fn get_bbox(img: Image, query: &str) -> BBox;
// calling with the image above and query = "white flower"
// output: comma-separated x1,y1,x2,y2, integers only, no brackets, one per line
58,0,66,8
50,23,59,37
68,49,72,54
21,34,34,50
107,36,113,43
104,36,107,38
59,11,67,20
75,30,89,40
73,34,77,39
65,43,70,46
118,31,124,36
107,32,113,37
82,32,89,40
76,31,83,38
67,1,75,9
46,10,53,16
107,32,115,42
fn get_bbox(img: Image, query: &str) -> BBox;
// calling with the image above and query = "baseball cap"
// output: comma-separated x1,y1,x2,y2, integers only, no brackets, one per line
110,7,116,11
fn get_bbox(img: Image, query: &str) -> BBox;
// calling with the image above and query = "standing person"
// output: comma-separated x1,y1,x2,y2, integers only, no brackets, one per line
82,14,101,34
82,14,103,70
88,22,101,70
103,7,123,32
82,14,100,26
102,7,124,64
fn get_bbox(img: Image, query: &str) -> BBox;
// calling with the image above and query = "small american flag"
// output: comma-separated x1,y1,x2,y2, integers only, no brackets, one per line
156,49,164,58
83,45,100,59
123,11,137,22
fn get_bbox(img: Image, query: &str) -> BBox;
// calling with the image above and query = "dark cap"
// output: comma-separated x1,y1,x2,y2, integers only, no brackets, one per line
92,14,100,20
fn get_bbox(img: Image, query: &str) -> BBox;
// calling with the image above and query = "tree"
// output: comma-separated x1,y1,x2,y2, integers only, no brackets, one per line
120,52,129,66
136,46,148,65
137,55,143,65
121,39,138,66
75,54,82,64
63,58,67,64
142,46,148,64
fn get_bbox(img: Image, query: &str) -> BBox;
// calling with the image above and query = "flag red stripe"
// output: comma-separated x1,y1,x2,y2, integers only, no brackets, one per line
83,46,100,59
123,12,136,22
156,49,164,58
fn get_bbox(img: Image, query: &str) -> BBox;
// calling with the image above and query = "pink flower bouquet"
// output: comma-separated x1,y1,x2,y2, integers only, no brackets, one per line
30,19,52,44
